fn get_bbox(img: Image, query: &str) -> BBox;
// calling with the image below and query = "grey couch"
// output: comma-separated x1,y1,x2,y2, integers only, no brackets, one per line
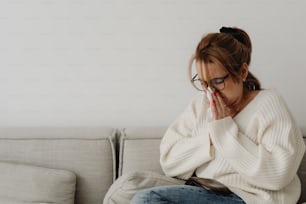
0,127,305,204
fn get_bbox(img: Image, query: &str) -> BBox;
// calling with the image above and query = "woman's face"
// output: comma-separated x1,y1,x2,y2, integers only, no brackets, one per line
196,60,245,107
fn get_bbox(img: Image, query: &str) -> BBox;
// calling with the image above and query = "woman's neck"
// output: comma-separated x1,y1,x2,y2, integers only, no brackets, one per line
233,90,259,117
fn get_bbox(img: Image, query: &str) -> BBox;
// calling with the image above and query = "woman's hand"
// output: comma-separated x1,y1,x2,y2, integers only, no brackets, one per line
210,91,234,120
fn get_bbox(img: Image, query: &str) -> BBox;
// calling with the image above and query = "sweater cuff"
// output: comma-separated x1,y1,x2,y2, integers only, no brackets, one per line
195,127,215,161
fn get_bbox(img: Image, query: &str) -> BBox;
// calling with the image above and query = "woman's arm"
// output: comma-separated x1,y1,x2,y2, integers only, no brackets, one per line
209,93,305,190
160,95,214,180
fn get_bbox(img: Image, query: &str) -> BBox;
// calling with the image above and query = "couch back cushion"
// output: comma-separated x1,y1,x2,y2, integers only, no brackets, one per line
0,128,116,204
118,128,166,176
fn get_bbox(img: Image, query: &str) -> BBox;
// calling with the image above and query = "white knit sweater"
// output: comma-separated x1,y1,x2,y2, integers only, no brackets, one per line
160,90,305,204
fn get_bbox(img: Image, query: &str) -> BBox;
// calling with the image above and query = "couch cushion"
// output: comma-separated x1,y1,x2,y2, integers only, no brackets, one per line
0,161,76,204
0,128,116,204
297,136,306,203
118,128,166,176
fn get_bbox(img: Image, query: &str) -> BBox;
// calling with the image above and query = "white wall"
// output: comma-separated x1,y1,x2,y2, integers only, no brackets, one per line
0,0,305,134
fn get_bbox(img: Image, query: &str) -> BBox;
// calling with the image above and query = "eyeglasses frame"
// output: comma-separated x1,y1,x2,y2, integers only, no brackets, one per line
190,74,229,91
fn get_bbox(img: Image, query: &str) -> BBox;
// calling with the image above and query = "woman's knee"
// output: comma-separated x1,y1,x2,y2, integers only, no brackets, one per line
130,189,151,204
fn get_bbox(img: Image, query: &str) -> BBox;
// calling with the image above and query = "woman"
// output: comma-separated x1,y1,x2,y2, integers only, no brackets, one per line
130,27,305,204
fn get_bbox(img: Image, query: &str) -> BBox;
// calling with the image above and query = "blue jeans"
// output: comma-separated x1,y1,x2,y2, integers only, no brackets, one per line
130,185,246,204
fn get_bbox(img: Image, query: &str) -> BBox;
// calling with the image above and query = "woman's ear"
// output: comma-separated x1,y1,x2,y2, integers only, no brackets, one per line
241,63,249,80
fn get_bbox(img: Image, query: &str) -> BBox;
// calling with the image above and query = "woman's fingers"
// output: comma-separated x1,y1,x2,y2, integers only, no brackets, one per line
211,91,230,119
211,91,221,119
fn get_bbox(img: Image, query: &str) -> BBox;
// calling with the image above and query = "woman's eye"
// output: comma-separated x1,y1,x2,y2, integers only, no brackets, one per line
213,79,223,84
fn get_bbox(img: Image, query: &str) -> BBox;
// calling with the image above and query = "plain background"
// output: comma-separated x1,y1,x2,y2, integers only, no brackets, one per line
0,0,305,134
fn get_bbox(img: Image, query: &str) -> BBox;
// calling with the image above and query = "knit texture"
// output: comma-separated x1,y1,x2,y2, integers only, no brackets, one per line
160,90,305,204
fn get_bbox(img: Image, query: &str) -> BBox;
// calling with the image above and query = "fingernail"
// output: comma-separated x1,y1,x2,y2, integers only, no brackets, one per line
213,91,217,96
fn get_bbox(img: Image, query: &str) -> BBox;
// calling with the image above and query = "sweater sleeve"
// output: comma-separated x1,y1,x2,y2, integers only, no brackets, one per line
160,95,213,180
208,92,305,190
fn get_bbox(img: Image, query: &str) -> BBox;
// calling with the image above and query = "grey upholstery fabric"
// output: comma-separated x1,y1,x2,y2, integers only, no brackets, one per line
118,128,167,176
0,127,305,204
298,137,306,203
0,161,76,204
0,128,116,204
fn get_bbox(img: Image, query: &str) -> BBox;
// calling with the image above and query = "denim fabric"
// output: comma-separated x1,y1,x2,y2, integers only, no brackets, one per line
130,185,245,204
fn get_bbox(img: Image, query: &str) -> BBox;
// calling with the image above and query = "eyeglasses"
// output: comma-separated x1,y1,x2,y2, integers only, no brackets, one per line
191,74,229,91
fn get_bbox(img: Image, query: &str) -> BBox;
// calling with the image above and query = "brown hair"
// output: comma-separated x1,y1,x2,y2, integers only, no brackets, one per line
189,26,261,90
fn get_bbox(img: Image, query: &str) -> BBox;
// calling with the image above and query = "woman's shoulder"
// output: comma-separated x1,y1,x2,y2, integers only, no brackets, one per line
180,93,207,119
255,89,291,115
257,89,287,104
182,93,204,108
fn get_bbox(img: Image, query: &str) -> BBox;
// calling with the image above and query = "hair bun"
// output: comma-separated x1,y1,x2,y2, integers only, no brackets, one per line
219,26,246,46
219,27,236,34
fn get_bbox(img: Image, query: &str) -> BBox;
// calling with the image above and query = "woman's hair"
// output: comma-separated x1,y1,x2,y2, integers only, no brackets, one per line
189,26,261,90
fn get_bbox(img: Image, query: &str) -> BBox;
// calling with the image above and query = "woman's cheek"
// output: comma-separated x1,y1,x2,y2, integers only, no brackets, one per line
219,92,229,103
